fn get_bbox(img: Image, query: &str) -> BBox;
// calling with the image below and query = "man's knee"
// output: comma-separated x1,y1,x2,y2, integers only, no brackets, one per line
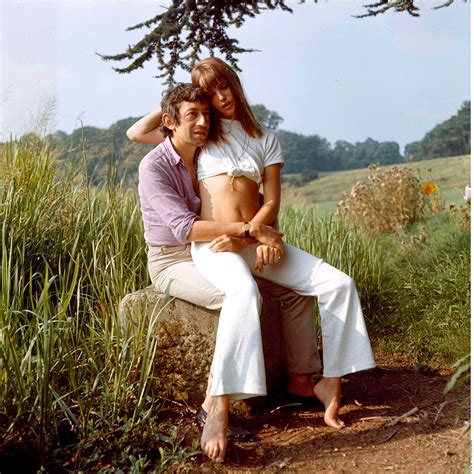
151,272,224,310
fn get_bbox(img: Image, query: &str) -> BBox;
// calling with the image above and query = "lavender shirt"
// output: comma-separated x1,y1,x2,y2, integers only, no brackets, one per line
138,138,200,246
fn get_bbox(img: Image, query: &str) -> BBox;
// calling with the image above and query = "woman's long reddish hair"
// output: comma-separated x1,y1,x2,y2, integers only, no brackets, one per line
191,57,263,138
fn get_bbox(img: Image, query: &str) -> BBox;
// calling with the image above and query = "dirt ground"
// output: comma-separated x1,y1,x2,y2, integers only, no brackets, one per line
167,353,471,473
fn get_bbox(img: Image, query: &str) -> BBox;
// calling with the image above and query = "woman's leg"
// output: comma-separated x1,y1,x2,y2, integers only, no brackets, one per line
243,242,376,377
200,394,230,462
242,242,376,428
191,242,267,401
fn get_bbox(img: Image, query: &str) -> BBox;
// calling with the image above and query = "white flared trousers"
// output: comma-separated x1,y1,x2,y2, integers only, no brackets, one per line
191,241,376,401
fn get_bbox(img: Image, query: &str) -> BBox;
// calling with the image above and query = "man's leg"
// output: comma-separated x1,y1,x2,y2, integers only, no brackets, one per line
148,244,224,309
253,276,321,375
254,277,333,423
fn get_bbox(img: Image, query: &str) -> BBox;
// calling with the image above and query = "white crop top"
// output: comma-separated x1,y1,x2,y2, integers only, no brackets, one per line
197,119,284,185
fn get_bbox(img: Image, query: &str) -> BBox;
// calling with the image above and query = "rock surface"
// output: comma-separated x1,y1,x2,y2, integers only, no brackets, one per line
119,286,287,404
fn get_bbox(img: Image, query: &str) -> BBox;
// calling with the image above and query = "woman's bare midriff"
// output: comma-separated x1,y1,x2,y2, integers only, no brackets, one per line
199,174,260,222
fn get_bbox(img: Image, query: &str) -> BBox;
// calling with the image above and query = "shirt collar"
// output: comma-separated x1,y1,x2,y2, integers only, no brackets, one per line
163,137,181,166
163,137,201,166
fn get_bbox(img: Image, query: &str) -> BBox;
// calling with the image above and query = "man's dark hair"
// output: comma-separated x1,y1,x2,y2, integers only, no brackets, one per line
160,82,221,142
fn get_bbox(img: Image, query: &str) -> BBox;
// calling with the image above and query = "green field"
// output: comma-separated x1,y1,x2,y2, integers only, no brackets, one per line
283,155,471,212
1,138,470,471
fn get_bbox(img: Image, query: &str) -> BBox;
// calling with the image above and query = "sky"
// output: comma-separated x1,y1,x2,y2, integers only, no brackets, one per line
0,1,470,151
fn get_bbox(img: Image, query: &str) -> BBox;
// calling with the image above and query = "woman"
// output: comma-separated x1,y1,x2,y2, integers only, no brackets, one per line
128,57,376,461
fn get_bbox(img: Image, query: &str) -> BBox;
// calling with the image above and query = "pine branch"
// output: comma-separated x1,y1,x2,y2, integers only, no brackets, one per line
99,0,465,84
99,0,299,85
354,1,420,18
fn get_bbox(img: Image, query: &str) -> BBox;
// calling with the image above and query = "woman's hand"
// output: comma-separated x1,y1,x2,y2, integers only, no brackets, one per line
250,224,284,254
208,235,252,253
254,244,282,272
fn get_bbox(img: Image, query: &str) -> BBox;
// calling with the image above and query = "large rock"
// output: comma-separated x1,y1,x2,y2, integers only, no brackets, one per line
119,286,287,404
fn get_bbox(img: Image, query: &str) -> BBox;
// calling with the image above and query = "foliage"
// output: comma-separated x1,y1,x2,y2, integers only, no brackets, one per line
282,170,319,187
99,0,463,85
444,354,470,395
46,119,154,186
0,137,203,470
405,101,471,160
252,104,283,130
277,130,334,173
333,138,403,170
1,136,469,470
448,190,471,230
32,100,467,187
100,0,294,86
380,212,470,364
40,111,407,185
336,165,443,235
355,0,459,18
282,154,470,211
275,129,403,175
279,204,388,324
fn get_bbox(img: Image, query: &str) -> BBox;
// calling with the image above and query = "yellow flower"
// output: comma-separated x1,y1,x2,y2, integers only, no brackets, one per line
422,181,437,195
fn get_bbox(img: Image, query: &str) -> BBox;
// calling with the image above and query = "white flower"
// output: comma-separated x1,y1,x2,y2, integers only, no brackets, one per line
464,185,471,203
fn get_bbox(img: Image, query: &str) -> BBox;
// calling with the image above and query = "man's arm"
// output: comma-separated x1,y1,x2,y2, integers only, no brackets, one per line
140,159,284,252
127,107,165,144
188,220,284,254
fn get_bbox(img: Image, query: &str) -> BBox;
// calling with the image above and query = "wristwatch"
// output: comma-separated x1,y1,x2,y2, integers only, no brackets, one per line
242,221,251,237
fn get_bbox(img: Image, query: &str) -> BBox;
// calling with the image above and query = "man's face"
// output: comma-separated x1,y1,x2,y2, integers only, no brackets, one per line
166,100,210,149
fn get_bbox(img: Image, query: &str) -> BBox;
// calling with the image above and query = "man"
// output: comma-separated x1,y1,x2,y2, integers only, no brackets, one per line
132,83,324,460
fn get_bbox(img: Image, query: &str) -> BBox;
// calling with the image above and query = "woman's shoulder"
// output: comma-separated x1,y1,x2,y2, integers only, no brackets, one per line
259,128,281,148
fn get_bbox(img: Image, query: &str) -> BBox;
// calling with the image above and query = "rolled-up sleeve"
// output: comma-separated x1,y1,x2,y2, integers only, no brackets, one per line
139,159,199,244
264,132,285,168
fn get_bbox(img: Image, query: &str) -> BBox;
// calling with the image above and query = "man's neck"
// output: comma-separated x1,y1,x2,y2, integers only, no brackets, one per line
169,137,197,167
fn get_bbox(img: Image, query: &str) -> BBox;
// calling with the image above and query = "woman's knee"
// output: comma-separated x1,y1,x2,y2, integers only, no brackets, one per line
336,273,357,294
226,277,260,297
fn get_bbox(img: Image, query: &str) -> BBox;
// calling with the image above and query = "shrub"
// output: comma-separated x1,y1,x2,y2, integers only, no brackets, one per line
380,212,470,365
336,165,442,235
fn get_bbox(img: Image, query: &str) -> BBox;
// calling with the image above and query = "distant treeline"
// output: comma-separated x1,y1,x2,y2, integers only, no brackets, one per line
31,100,469,186
405,101,470,161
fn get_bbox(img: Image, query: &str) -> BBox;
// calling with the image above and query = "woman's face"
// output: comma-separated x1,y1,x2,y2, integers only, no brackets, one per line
208,80,235,119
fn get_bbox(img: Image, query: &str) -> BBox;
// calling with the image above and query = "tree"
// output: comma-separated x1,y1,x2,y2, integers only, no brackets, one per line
100,0,464,85
404,101,471,160
251,104,283,130
332,138,403,170
276,130,333,173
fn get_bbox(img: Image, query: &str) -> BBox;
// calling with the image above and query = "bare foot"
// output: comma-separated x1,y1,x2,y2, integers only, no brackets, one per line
200,397,229,462
313,377,345,429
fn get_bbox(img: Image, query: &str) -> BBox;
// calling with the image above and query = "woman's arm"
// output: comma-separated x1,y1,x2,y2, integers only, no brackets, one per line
127,107,165,144
250,164,282,226
251,164,283,268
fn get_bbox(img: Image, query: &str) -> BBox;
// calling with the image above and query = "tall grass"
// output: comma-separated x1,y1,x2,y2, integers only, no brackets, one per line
0,137,469,470
0,136,191,470
279,204,388,324
380,211,470,363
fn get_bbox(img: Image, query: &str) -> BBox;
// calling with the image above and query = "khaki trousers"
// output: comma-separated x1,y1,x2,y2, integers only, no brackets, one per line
147,244,321,375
